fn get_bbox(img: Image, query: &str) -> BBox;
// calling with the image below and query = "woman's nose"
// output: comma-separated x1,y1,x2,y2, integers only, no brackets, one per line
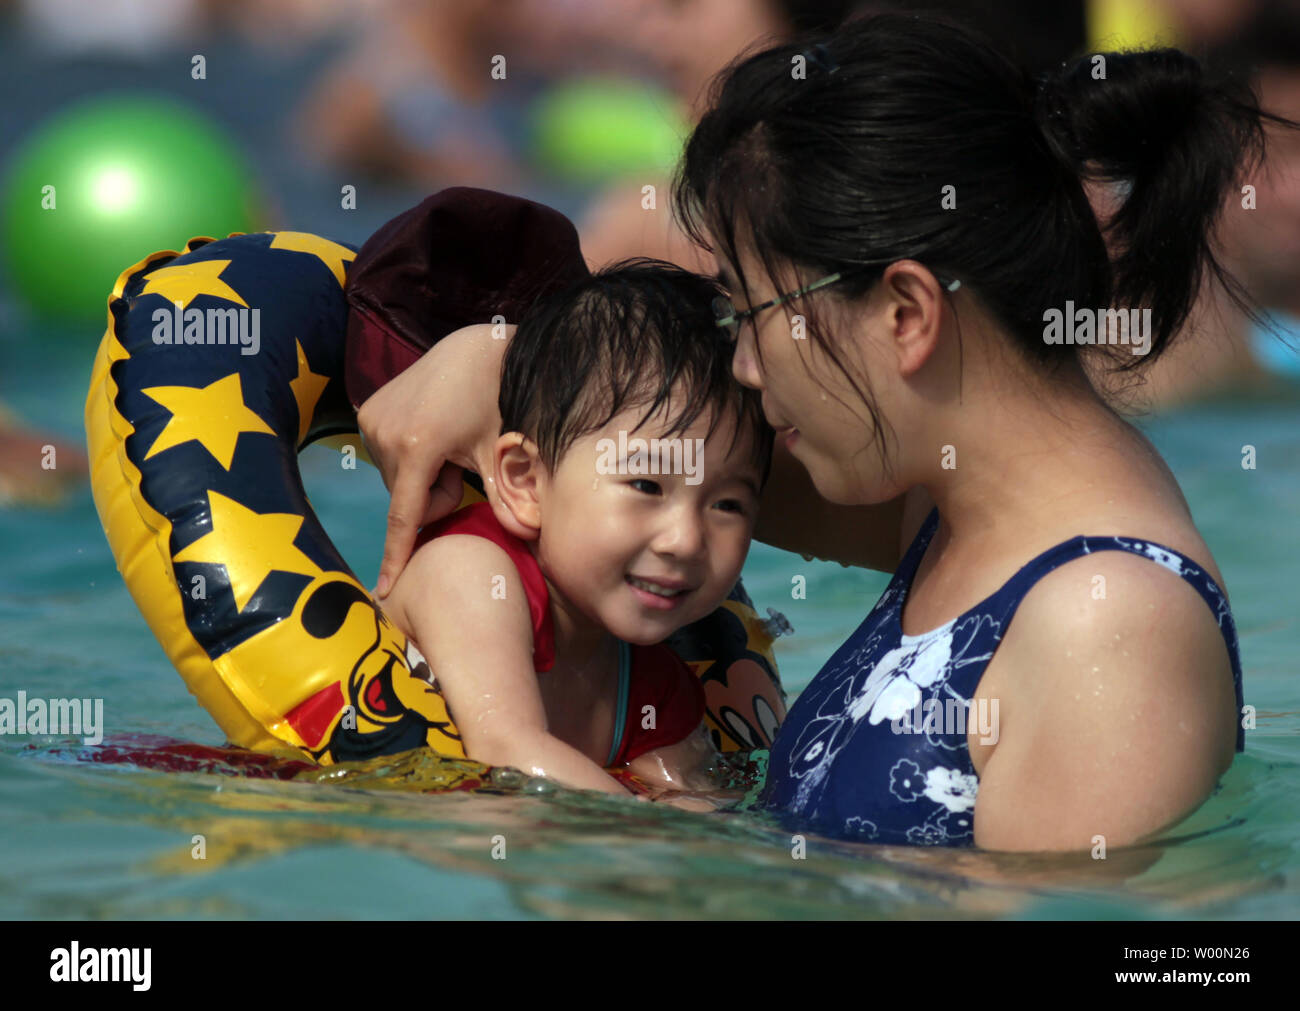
731,329,764,391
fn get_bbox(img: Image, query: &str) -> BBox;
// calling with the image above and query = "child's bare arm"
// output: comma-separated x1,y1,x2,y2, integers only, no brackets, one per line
385,534,632,796
490,729,637,794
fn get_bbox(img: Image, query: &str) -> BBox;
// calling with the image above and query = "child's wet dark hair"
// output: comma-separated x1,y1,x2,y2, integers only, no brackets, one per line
500,257,774,485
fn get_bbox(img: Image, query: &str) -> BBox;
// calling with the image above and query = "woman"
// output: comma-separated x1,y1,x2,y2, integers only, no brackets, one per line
358,14,1279,851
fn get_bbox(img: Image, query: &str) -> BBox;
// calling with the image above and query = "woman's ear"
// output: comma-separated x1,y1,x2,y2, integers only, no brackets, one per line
489,432,544,540
880,260,949,378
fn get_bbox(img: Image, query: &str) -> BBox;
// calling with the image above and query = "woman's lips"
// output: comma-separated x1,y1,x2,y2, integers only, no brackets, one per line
766,399,799,446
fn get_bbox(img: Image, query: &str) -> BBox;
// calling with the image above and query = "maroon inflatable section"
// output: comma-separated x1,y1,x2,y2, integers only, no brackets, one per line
343,187,592,408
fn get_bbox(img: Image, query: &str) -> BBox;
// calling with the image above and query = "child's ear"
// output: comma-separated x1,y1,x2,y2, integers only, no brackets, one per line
490,432,543,540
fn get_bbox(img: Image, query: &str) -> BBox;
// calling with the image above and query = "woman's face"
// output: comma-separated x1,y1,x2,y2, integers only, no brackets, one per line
716,245,910,507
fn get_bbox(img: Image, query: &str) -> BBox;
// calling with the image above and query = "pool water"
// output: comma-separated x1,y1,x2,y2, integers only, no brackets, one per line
1,326,1297,920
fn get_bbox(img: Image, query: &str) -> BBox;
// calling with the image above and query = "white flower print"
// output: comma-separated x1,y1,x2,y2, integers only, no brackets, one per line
906,822,946,846
938,808,975,840
787,672,871,808
848,629,955,726
906,631,954,687
785,607,998,818
1113,536,1185,577
923,766,978,812
842,654,894,717
845,816,879,840
1142,543,1185,575
890,759,925,802
847,647,910,722
868,673,922,725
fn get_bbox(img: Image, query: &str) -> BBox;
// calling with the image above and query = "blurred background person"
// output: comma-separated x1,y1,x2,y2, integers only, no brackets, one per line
11,0,206,58
291,0,672,211
1082,0,1300,408
215,0,372,55
294,0,535,195
579,0,858,273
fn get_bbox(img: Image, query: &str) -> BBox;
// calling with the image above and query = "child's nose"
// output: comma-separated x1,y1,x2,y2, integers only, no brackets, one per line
652,508,707,560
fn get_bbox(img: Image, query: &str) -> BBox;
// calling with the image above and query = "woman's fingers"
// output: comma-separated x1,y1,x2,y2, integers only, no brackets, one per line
376,465,437,597
428,461,466,520
374,462,465,597
356,393,412,492
358,324,515,595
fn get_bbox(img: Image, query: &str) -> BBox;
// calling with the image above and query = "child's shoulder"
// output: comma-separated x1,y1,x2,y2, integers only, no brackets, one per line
385,529,530,634
389,504,553,671
405,530,524,594
412,526,514,563
409,503,533,586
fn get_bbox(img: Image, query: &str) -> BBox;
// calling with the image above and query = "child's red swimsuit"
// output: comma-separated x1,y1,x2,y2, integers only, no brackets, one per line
415,503,706,765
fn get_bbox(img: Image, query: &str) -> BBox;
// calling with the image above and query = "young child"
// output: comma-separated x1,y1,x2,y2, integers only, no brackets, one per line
383,260,774,795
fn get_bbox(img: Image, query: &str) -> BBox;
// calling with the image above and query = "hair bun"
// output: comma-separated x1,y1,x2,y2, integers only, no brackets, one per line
1029,47,1267,365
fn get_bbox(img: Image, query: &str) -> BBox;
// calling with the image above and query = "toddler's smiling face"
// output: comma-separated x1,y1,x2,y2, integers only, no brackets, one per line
503,392,763,646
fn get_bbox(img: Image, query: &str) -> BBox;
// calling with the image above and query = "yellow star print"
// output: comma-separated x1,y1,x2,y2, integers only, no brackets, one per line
269,232,356,287
289,341,330,445
140,260,248,309
174,490,322,612
141,373,275,470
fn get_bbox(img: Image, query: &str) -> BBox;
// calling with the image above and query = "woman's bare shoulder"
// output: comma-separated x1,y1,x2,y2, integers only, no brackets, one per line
973,544,1238,850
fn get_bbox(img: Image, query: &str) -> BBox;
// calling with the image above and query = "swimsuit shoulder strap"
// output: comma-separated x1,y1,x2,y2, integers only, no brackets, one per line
605,641,632,767
979,521,1245,750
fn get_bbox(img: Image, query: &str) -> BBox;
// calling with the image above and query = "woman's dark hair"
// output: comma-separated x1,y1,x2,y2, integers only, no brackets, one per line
500,258,774,483
673,12,1287,464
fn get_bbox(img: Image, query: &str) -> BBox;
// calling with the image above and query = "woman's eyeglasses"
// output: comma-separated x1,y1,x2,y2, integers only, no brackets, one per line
712,268,961,341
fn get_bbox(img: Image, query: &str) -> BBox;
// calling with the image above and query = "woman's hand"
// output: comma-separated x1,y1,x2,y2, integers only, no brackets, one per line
357,322,514,596
651,792,729,813
625,724,721,792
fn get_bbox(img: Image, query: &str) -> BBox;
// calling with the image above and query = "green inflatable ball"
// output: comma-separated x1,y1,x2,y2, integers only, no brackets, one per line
1,94,264,324
532,79,688,184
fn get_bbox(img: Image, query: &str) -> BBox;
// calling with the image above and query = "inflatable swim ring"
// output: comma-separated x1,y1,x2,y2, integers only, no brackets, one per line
86,230,786,766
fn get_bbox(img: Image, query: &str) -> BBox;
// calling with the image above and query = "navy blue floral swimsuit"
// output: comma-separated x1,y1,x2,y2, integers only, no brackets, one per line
761,508,1246,847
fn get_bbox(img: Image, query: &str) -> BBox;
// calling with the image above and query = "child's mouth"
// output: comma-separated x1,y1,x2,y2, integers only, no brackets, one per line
625,575,690,610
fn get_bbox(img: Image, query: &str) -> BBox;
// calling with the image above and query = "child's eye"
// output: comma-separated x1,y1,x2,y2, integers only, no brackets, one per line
714,498,749,514
629,479,662,495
